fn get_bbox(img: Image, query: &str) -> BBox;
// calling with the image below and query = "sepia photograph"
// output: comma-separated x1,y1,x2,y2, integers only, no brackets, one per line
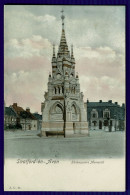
4,5,125,191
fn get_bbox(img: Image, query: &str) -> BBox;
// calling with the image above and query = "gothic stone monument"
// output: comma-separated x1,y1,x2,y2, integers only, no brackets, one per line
41,10,88,137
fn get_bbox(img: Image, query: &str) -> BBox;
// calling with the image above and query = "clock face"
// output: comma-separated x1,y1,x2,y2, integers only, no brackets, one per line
57,73,61,79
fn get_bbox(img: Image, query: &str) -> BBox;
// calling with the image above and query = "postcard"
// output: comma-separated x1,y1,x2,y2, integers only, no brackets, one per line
4,5,125,191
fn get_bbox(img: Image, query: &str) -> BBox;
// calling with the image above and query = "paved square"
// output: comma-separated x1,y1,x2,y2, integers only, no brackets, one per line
4,130,125,159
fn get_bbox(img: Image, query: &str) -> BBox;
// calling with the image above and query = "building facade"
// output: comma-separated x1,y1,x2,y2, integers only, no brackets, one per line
4,107,17,129
33,112,42,130
11,103,38,130
87,100,125,131
41,10,88,137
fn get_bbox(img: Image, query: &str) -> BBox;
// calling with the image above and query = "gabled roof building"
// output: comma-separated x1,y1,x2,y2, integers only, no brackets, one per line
10,103,38,130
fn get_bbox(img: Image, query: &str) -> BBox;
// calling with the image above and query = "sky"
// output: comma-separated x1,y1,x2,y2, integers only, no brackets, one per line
4,5,125,113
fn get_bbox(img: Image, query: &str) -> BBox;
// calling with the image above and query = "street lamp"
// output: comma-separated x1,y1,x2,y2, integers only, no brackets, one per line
63,94,67,138
114,115,116,131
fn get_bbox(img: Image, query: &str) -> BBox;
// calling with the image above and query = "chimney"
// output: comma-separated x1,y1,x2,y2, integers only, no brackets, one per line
108,100,112,103
26,107,30,112
13,103,17,107
115,102,118,105
99,100,102,103
87,99,89,103
122,103,125,107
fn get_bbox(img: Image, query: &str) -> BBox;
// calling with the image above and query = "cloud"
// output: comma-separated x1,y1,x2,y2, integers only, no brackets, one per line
4,6,125,52
4,69,49,113
5,36,52,59
4,5,125,112
80,75,125,104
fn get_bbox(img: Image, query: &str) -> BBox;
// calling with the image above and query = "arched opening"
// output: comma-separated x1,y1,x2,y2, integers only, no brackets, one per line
50,102,64,122
71,104,77,121
70,73,73,77
58,87,60,94
62,86,64,94
92,121,97,127
54,87,56,94
93,113,96,118
47,102,64,137
99,121,102,129
55,104,63,114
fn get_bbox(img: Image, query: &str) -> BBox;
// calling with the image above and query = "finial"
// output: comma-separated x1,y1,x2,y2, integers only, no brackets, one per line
76,72,79,78
53,43,55,57
49,71,51,77
61,8,65,29
71,44,73,56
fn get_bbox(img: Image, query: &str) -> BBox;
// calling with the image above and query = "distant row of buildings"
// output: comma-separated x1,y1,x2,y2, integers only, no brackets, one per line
4,100,125,131
87,100,125,131
4,103,42,130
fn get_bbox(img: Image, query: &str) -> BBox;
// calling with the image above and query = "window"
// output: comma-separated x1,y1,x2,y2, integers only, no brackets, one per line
103,109,110,118
93,113,96,118
104,112,109,118
91,109,98,118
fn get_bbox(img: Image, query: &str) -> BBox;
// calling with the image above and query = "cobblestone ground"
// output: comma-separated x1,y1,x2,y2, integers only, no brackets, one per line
4,130,125,159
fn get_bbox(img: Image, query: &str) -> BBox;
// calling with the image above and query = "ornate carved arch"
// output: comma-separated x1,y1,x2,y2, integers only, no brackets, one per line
71,101,80,114
49,101,64,121
49,101,64,114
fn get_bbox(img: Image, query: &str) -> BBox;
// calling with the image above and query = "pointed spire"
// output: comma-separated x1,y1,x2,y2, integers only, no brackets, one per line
61,8,65,30
57,9,70,57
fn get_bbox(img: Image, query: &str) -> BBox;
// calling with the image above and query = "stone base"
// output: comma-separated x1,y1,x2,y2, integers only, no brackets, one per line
65,122,88,137
41,121,64,137
42,121,64,131
41,121,89,137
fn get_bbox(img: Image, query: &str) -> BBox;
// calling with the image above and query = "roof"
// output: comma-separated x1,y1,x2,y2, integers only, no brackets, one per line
87,102,120,108
11,104,37,120
12,104,24,113
19,111,37,120
32,113,42,120
5,107,17,117
87,101,125,120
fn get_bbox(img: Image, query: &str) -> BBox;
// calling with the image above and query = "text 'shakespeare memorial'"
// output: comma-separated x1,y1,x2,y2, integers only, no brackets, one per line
41,10,88,137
